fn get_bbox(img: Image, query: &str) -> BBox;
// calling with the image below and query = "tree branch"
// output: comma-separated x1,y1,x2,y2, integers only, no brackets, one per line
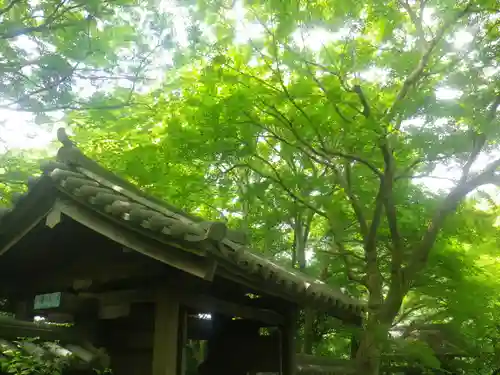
319,240,367,286
363,181,386,299
0,179,26,186
400,0,426,50
250,102,382,177
246,24,382,178
395,155,451,180
461,95,500,182
0,0,22,17
0,4,84,40
337,161,369,241
224,159,328,219
392,303,427,326
352,85,371,118
404,156,500,288
337,242,367,286
385,3,472,122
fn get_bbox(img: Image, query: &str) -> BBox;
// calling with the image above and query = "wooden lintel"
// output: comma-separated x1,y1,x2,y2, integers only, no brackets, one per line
80,288,284,326
178,293,284,326
56,200,210,280
98,303,131,320
79,289,155,305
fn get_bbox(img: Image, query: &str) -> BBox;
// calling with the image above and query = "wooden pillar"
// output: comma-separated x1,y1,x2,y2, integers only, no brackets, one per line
152,288,180,375
281,308,298,375
177,308,188,375
14,299,33,321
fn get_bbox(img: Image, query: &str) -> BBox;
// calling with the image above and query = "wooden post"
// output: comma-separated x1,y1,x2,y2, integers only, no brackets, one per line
281,308,298,375
177,308,188,375
152,288,180,375
14,299,33,321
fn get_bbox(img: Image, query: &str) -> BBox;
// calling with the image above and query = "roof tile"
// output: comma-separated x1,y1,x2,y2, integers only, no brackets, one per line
0,130,366,318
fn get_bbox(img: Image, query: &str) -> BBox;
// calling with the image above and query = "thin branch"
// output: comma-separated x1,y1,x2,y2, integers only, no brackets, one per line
385,3,472,122
459,94,500,184
395,155,452,180
328,151,382,177
319,241,367,286
398,174,459,182
352,85,371,118
337,242,367,285
400,0,426,49
0,0,22,17
317,248,366,262
248,19,382,177
251,103,380,176
393,303,427,326
0,101,134,112
403,156,500,288
9,57,84,106
224,64,281,94
338,161,369,240
0,179,26,185
224,160,328,219
0,3,84,40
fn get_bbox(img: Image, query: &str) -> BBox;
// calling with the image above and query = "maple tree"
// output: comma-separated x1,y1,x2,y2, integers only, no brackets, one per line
0,0,173,116
3,0,500,374
0,0,174,202
69,0,500,373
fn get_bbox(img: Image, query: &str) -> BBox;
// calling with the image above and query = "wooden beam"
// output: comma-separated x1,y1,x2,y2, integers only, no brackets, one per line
0,211,48,256
45,205,62,228
98,304,131,320
178,293,284,326
152,287,180,375
79,289,155,305
56,199,214,280
79,288,284,326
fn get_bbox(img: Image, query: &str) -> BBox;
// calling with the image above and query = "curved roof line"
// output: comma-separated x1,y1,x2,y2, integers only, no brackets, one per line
0,129,366,320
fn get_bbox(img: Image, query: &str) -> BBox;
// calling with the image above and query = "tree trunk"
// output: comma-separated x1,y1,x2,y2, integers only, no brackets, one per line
354,314,386,375
302,308,314,354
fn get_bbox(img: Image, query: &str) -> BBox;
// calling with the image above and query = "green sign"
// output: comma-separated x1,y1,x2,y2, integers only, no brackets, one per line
34,292,62,310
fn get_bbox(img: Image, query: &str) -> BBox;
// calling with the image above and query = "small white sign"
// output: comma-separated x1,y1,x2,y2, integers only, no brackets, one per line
34,292,62,310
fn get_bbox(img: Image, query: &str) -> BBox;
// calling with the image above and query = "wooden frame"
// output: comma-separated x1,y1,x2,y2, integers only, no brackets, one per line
53,199,216,280
79,288,284,326
152,286,181,375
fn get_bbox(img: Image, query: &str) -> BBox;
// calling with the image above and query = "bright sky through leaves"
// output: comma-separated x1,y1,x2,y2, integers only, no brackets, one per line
0,0,497,200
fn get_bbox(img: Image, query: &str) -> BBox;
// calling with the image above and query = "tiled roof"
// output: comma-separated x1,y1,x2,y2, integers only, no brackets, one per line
0,129,365,318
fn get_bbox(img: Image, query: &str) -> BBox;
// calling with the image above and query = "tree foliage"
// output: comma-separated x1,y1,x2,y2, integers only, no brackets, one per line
3,0,500,374
0,0,173,115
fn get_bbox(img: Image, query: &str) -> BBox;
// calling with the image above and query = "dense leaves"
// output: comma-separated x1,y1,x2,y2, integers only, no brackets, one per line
0,0,174,115
2,0,500,374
